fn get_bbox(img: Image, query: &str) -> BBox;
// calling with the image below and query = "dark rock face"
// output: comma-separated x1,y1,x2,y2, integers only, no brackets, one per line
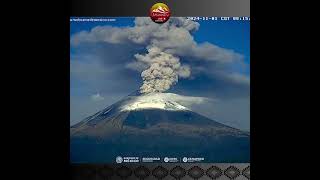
70,107,250,163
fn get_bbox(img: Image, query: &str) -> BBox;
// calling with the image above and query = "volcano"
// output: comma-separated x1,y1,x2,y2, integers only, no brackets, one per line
70,92,250,163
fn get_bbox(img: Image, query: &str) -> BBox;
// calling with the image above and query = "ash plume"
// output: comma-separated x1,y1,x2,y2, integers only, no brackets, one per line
71,17,245,94
135,46,190,93
131,17,198,94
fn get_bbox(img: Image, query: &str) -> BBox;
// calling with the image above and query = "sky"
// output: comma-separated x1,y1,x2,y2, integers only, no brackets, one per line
70,17,250,131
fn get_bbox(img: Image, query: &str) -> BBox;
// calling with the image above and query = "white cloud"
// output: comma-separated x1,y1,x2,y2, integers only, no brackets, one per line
223,72,250,85
91,93,105,101
161,93,213,107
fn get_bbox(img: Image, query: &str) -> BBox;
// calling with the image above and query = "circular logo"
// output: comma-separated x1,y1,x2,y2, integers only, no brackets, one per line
182,157,188,163
164,157,169,162
116,156,123,163
149,3,170,23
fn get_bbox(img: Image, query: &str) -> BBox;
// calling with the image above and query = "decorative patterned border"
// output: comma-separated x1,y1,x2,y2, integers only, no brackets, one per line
71,163,250,179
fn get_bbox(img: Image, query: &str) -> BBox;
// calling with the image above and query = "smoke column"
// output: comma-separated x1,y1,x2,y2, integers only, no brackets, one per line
135,46,190,94
132,18,197,94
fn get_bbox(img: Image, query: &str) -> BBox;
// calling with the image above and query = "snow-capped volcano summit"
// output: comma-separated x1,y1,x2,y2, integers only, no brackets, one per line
88,92,209,114
118,93,197,111
120,97,188,111
70,92,250,163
